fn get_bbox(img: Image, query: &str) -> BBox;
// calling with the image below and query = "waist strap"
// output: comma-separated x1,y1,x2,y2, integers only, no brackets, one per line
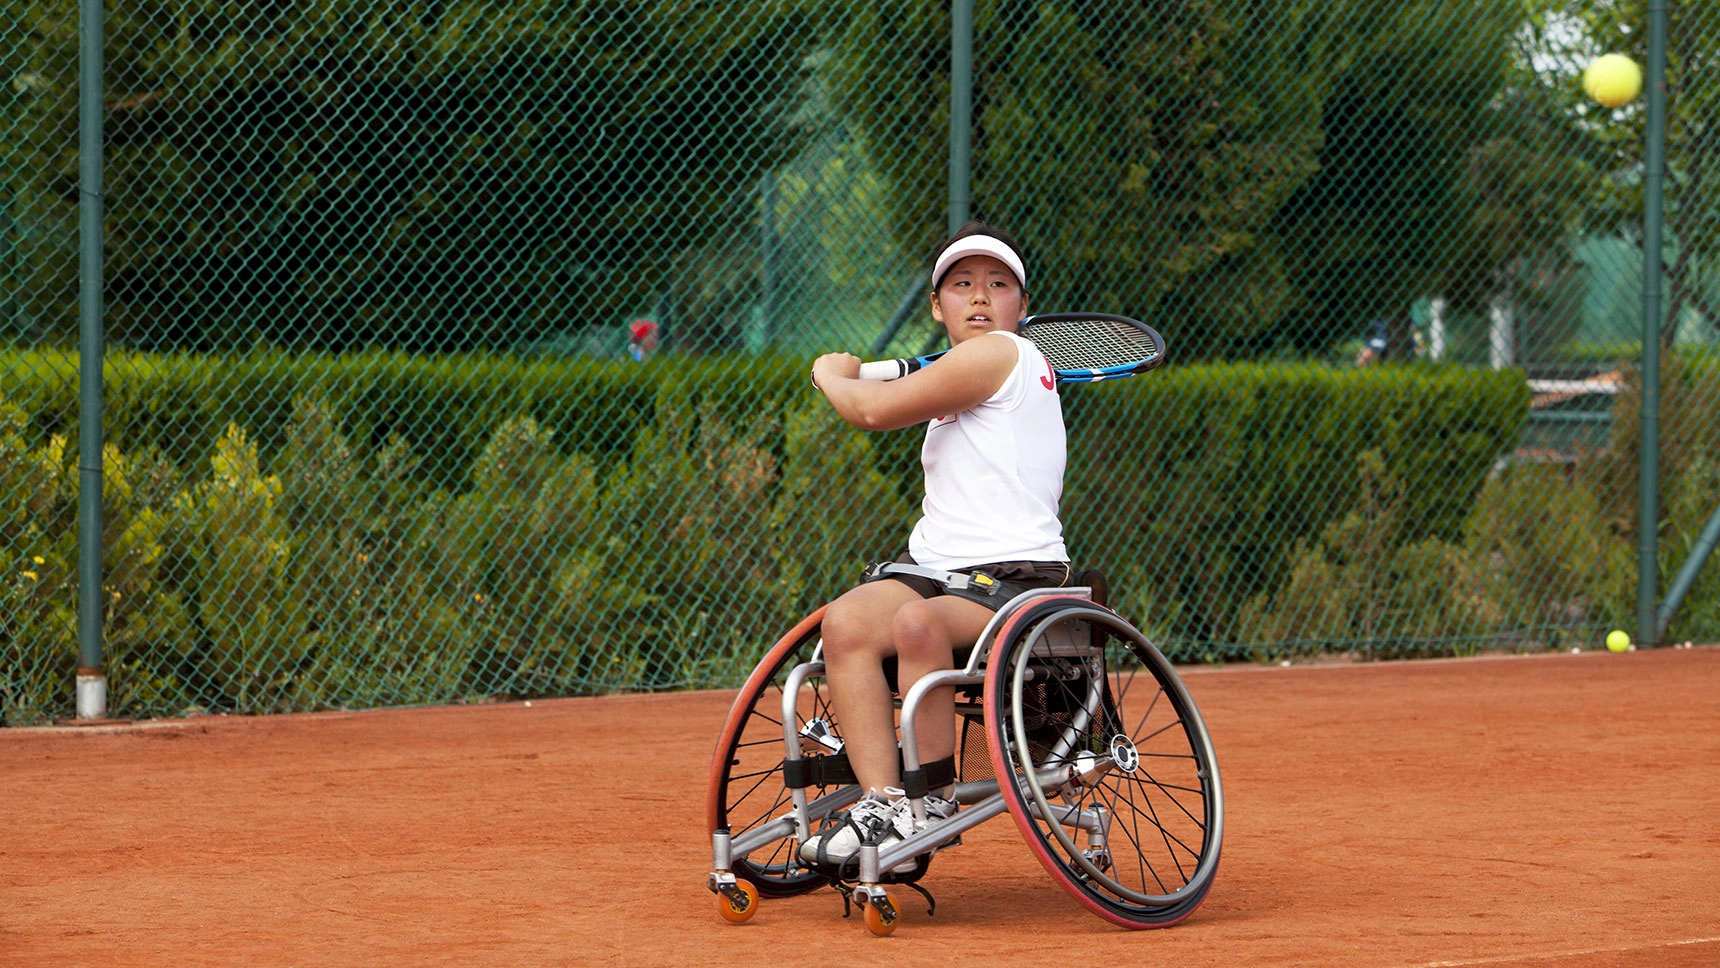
863,561,1010,597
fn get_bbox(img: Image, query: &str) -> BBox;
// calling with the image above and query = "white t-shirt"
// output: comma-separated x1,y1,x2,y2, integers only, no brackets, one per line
908,331,1069,569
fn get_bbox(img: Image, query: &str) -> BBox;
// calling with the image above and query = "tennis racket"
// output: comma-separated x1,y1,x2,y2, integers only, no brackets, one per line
858,312,1166,384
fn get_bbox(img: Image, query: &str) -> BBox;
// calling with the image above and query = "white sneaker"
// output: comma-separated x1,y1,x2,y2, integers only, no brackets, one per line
915,792,962,858
799,790,914,869
919,792,959,828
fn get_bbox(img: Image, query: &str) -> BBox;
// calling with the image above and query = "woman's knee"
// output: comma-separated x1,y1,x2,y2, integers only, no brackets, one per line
891,600,955,665
821,592,891,662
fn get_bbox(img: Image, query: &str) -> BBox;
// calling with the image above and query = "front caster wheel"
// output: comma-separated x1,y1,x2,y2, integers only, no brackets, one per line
716,880,760,923
861,892,898,936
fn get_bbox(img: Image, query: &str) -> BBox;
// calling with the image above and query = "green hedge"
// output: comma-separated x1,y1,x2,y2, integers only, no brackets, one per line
4,350,1549,723
1062,363,1531,648
3,350,686,488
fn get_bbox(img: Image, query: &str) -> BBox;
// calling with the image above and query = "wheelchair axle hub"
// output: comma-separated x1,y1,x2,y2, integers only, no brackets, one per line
1109,735,1141,773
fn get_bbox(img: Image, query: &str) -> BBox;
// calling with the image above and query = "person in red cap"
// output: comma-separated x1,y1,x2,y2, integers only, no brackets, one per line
628,319,659,361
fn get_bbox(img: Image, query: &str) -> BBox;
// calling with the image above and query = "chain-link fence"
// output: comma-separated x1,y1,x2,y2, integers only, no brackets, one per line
3,0,1717,724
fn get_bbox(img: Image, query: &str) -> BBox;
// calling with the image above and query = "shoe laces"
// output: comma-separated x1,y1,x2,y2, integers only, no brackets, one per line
848,794,898,824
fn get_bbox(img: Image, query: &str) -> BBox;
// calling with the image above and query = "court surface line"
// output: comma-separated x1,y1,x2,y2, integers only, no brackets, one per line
1411,936,1720,967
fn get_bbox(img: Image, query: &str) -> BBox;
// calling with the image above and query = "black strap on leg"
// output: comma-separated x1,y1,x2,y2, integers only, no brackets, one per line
783,753,859,790
785,751,954,798
899,754,957,800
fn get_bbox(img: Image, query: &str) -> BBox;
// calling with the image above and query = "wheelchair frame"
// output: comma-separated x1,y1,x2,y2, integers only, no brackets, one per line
706,586,1223,935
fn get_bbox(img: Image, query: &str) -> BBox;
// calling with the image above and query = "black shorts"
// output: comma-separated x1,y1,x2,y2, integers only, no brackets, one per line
867,553,1073,612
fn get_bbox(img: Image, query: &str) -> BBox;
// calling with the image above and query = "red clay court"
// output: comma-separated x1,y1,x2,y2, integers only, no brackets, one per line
4,646,1716,967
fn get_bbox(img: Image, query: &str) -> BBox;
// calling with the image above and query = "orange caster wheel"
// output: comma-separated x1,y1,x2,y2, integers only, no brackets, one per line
862,892,898,936
716,880,759,923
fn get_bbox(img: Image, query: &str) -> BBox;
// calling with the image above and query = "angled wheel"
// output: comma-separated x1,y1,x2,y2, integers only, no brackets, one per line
715,879,760,923
707,607,849,898
862,892,899,936
983,597,1222,928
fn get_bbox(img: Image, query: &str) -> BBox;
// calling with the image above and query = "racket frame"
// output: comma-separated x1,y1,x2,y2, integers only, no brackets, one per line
858,312,1166,384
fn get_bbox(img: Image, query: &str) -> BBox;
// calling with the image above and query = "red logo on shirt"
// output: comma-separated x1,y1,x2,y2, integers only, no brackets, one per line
1040,358,1055,390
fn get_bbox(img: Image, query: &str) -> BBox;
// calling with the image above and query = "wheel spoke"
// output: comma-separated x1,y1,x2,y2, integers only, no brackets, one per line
731,773,794,834
1130,685,1167,740
1088,764,1166,896
726,765,788,784
1110,772,1204,866
1121,765,1208,829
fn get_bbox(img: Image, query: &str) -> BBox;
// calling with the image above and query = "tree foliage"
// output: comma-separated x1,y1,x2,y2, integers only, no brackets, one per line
19,0,820,351
1270,1,1536,354
829,0,1546,359
1567,0,1720,341
10,0,1710,359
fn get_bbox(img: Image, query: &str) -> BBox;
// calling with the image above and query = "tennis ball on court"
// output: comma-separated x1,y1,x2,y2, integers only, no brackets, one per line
1605,630,1631,653
1583,54,1642,107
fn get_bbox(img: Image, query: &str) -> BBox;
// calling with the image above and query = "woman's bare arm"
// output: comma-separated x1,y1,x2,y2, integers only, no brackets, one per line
812,333,1019,431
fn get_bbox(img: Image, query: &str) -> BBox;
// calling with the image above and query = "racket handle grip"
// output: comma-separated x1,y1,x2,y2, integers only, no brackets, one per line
858,359,911,381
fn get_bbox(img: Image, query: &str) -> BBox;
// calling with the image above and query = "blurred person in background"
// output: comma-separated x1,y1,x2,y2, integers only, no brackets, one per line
628,319,659,361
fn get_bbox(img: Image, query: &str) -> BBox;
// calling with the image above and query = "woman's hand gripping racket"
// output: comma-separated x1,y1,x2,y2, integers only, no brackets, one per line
859,312,1166,384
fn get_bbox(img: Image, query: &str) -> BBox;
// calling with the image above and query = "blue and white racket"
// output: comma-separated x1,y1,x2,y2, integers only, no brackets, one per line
858,313,1167,384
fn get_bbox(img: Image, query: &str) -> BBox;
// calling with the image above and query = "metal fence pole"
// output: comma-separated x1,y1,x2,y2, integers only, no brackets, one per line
759,172,776,346
1635,0,1669,649
75,0,107,718
946,0,974,236
1658,498,1720,641
870,271,932,356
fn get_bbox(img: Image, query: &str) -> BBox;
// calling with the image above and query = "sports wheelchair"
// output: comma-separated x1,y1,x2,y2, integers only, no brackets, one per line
705,580,1223,935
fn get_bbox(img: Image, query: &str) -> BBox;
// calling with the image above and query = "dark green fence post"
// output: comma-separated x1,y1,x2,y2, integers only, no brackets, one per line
75,0,107,718
947,0,973,235
1636,0,1669,649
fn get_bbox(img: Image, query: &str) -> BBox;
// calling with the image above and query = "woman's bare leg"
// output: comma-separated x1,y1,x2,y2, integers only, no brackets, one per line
821,583,994,794
819,581,924,792
891,596,992,788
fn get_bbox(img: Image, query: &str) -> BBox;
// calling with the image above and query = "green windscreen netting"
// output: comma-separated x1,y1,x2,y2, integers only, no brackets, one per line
3,1,1716,723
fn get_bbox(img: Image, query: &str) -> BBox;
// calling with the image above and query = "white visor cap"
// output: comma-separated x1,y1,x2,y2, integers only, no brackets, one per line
932,234,1027,290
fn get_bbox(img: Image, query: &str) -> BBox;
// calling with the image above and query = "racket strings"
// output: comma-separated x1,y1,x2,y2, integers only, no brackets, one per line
1024,318,1160,371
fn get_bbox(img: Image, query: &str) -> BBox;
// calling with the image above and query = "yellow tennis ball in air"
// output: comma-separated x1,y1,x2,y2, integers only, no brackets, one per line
1583,54,1642,107
1605,629,1631,653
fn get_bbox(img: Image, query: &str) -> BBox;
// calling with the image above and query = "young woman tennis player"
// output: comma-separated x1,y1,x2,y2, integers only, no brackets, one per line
802,222,1072,870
